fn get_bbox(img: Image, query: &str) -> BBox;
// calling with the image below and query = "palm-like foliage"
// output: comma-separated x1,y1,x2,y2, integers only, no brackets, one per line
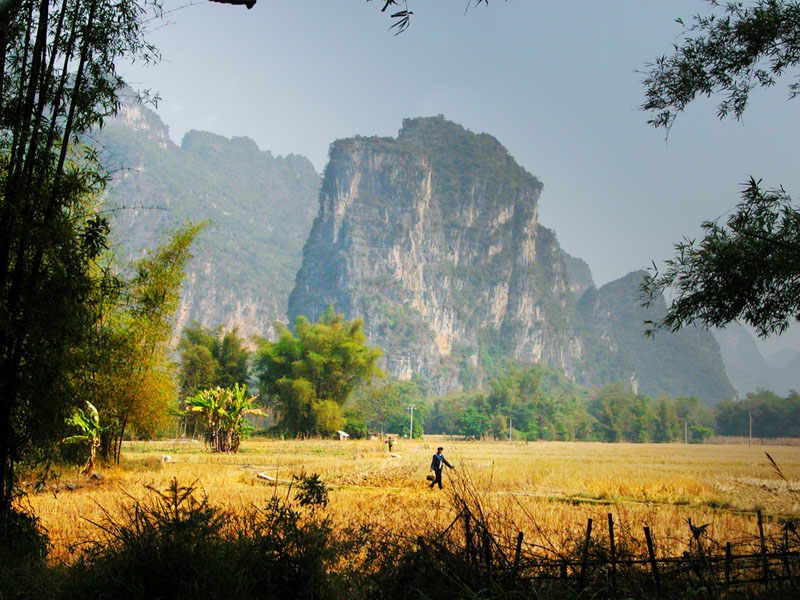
186,384,264,453
64,402,112,475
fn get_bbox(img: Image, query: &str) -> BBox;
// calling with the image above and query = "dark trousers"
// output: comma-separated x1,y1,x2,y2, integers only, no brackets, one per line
430,468,443,489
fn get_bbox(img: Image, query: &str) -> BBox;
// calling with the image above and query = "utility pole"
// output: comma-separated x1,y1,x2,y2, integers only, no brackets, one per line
749,409,752,448
408,404,415,440
508,416,513,442
684,420,688,444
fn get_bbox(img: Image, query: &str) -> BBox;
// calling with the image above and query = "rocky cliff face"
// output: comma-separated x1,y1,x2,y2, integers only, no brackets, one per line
289,117,583,391
289,117,735,401
97,95,321,340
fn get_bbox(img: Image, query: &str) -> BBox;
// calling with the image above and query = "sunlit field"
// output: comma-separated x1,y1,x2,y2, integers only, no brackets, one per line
24,438,800,563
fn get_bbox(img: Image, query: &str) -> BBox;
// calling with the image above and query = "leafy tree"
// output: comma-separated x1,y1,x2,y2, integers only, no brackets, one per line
643,179,800,336
588,383,631,443
342,407,367,439
310,400,345,437
689,425,714,443
715,389,800,437
354,380,419,437
179,345,217,400
588,384,661,443
76,223,202,463
454,406,490,439
0,0,159,516
641,1,800,336
179,325,251,397
653,397,680,442
255,307,383,435
385,401,426,439
178,324,251,438
215,329,250,389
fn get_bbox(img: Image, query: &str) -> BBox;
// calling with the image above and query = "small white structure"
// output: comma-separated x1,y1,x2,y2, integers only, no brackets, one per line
337,430,350,441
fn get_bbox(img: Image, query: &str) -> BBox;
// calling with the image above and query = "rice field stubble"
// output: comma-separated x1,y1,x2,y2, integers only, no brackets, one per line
23,438,800,563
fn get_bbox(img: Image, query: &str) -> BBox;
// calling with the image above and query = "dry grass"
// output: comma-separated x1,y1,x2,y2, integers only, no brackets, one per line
22,437,800,563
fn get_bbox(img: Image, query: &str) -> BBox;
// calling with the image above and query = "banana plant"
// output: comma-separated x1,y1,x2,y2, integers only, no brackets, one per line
186,384,264,453
64,402,112,475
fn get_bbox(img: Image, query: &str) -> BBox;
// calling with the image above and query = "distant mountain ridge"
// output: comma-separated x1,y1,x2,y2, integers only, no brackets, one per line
714,324,800,396
96,99,747,402
577,271,734,401
96,92,321,340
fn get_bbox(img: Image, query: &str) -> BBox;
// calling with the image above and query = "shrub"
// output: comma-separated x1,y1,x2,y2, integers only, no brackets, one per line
64,477,346,599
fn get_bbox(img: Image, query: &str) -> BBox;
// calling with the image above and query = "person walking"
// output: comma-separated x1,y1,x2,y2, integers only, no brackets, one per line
429,446,454,490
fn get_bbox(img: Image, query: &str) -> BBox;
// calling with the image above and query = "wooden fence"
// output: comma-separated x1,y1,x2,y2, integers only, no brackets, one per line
418,508,799,597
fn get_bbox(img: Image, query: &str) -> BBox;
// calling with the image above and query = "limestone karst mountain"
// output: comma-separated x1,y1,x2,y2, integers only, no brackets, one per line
288,116,735,401
95,91,321,339
96,101,738,401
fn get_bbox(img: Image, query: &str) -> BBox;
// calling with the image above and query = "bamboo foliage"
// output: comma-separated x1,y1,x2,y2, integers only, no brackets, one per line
0,0,160,514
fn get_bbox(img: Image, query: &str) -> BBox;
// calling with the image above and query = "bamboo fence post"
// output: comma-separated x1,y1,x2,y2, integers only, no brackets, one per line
464,510,472,565
783,525,793,586
644,526,661,590
483,529,492,580
512,531,524,580
757,510,769,583
690,521,713,592
579,518,593,588
608,513,617,591
724,542,732,592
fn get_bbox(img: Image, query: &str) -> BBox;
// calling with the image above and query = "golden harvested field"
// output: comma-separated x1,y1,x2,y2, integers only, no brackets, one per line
23,438,800,562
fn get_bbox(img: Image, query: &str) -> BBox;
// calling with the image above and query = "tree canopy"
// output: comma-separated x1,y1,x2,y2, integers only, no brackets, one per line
642,178,800,336
642,0,800,131
179,324,251,398
640,0,800,337
255,307,383,436
78,223,202,463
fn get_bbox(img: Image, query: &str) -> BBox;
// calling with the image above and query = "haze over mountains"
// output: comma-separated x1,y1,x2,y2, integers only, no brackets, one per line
98,90,319,340
96,97,798,402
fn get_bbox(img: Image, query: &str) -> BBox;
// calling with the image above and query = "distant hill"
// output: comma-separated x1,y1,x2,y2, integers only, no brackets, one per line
714,324,800,396
577,271,735,403
94,92,321,339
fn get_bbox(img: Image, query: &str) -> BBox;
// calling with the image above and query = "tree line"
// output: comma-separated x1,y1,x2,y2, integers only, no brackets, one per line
177,315,800,444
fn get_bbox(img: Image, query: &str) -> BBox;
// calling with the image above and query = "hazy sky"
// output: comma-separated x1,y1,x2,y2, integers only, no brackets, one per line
119,0,800,357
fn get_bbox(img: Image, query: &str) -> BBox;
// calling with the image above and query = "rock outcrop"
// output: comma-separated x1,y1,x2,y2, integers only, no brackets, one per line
289,117,735,401
289,117,582,392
